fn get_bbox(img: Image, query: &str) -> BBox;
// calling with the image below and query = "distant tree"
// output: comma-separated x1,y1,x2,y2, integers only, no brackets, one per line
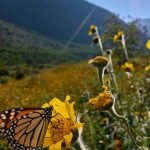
125,19,146,57
102,15,124,49
101,15,147,64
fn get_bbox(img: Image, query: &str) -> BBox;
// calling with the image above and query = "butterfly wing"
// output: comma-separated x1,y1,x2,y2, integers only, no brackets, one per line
0,107,52,150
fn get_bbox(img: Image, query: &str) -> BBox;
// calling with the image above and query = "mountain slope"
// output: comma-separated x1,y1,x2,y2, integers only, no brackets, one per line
0,19,97,66
0,0,115,43
138,19,150,36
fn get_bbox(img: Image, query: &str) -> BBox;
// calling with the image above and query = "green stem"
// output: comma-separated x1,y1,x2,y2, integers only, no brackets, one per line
77,114,88,150
108,54,118,91
110,95,142,150
95,27,104,55
121,34,129,61
97,67,103,86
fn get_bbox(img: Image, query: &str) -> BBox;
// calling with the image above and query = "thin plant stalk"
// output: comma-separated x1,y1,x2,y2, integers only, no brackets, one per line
107,51,118,91
95,30,117,90
95,27,104,55
97,64,108,87
94,27,114,89
77,114,88,150
121,34,129,61
97,67,104,86
110,95,142,150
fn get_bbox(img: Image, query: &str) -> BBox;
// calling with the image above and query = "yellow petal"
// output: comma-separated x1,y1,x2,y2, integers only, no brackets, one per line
74,123,84,129
113,35,118,42
49,140,62,150
63,132,73,149
43,137,52,148
145,64,150,72
146,39,150,49
65,99,75,122
49,98,70,118
118,31,123,36
49,97,63,106
45,129,51,137
41,103,49,108
65,95,71,102
88,31,92,36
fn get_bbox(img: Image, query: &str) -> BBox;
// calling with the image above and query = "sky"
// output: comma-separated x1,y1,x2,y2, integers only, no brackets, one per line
86,0,150,22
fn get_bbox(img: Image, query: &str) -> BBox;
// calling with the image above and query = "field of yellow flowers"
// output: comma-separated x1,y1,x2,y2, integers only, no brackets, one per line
0,63,98,111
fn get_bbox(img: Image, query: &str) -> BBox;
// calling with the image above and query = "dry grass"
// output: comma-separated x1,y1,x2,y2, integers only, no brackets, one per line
0,62,98,110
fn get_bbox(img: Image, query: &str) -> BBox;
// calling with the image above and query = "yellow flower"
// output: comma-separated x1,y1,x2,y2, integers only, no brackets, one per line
113,31,124,43
88,56,108,68
146,39,150,49
89,56,109,86
88,24,97,35
88,86,112,110
42,96,84,150
145,64,150,72
121,62,134,72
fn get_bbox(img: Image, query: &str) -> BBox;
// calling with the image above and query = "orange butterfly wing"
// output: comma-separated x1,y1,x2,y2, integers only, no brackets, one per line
0,107,52,150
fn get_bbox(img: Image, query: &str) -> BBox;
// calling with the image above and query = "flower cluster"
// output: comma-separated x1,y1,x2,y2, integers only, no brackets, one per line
88,86,112,110
88,56,109,68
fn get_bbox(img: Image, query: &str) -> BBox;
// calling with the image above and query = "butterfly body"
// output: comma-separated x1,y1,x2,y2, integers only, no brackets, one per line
0,107,53,150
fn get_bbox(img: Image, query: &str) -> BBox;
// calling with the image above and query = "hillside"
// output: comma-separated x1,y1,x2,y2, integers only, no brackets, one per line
0,0,116,43
0,19,97,66
139,19,150,36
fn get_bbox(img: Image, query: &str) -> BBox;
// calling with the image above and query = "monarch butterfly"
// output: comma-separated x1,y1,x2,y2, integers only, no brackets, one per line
0,106,53,150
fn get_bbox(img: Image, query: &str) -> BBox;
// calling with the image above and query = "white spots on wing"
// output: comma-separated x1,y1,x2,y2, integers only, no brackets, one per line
10,112,15,116
1,129,5,132
0,122,5,128
23,115,27,118
1,114,6,120
5,111,8,114
9,116,14,120
9,112,15,120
